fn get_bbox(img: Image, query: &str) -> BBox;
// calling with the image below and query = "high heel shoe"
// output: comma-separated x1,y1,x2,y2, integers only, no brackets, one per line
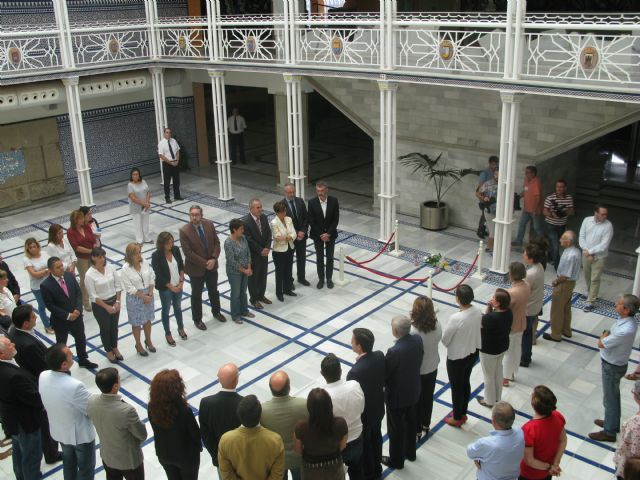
166,335,176,347
178,329,188,340
136,346,148,357
144,340,156,353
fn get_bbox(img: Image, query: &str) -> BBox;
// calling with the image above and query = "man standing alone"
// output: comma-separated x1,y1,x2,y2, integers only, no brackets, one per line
228,108,247,164
157,127,183,204
308,181,339,289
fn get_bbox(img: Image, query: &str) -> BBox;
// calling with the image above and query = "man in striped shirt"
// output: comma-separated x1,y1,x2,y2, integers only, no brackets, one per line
543,179,575,269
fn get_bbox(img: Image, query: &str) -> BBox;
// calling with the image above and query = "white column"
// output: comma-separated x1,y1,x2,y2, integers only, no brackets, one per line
284,74,306,199
62,77,93,207
209,70,233,201
52,0,74,69
378,80,398,243
150,67,168,183
491,90,523,274
634,246,640,297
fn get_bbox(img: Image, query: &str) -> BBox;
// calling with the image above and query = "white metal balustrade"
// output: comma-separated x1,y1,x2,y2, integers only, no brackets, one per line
0,0,638,94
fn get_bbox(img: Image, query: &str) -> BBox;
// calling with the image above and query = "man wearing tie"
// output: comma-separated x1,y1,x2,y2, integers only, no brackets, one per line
308,181,340,289
243,199,272,309
179,205,226,330
228,107,247,164
283,183,310,288
40,257,97,369
158,127,183,204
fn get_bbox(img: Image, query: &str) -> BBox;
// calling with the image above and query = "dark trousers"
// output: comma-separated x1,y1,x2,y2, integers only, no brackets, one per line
446,351,478,420
416,369,438,432
189,270,221,322
41,410,60,463
11,427,42,480
53,316,88,360
92,301,120,352
228,133,245,163
104,462,144,480
61,441,96,480
313,238,335,281
160,461,199,480
546,223,565,268
273,248,294,297
162,163,181,200
361,420,382,480
521,315,537,364
341,436,363,480
248,255,268,303
293,238,307,281
386,405,416,469
159,289,184,335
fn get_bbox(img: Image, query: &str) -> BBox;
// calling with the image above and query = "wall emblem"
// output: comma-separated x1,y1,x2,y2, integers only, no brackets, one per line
8,47,22,66
580,46,599,70
439,40,454,61
246,36,257,53
331,36,343,56
108,38,120,55
178,35,187,51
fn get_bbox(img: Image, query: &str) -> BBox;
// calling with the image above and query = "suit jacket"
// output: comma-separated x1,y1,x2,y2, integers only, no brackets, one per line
270,216,296,252
0,260,20,296
87,393,147,470
8,327,47,378
243,213,272,259
39,370,95,445
179,219,221,277
199,390,243,466
282,196,309,238
347,350,386,425
260,395,308,469
40,272,83,326
150,403,201,467
151,246,184,292
384,334,424,410
308,196,340,241
218,426,285,480
0,361,43,435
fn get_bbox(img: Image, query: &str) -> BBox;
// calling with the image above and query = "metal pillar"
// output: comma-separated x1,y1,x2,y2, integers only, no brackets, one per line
52,0,74,69
284,74,306,199
491,90,523,274
634,246,640,298
378,80,398,243
209,70,233,201
62,77,94,207
150,67,168,183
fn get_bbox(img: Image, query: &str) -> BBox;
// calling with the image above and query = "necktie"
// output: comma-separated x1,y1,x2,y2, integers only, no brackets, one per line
234,116,238,132
59,278,69,297
197,225,207,249
289,199,297,220
255,217,262,234
167,139,175,160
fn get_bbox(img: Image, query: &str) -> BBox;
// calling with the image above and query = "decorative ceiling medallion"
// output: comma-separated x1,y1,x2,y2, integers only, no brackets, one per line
108,38,120,55
178,35,187,51
331,36,343,56
580,46,599,70
439,40,454,61
245,35,257,54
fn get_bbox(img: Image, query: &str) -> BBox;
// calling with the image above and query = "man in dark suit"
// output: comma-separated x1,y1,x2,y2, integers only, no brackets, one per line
383,315,423,470
199,363,243,469
0,336,44,480
283,183,310,287
243,198,272,309
0,255,20,302
40,257,97,369
347,328,385,480
308,180,339,289
179,205,226,329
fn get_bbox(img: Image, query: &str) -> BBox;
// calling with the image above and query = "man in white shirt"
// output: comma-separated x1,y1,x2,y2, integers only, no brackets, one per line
157,127,183,204
578,204,614,312
228,107,247,164
321,353,365,480
39,343,96,480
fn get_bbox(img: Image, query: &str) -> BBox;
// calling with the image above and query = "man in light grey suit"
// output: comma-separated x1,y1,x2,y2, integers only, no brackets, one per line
87,368,147,480
39,343,96,480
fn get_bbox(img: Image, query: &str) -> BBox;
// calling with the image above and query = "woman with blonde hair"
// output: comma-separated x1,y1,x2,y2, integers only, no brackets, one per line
23,237,52,333
120,242,156,356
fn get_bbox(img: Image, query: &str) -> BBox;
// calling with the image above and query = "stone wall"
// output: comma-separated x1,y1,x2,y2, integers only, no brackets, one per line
0,118,66,210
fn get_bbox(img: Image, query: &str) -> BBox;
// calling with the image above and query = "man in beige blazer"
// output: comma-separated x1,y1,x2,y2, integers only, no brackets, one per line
87,368,147,480
179,204,226,329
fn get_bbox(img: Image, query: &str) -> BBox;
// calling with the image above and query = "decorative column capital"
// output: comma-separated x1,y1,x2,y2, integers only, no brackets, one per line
500,90,524,103
283,73,302,84
61,76,79,87
208,70,225,79
377,80,398,92
149,67,164,76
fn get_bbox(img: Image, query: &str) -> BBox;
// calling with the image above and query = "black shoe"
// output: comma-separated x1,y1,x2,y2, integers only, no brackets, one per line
542,333,561,342
261,297,272,305
327,279,334,289
381,456,403,469
290,284,296,291
298,279,311,286
284,291,297,297
165,198,172,204
277,295,284,302
175,196,184,201
520,361,530,368
79,359,98,369
144,340,157,353
213,312,227,323
45,452,63,464
317,280,324,289
195,321,207,331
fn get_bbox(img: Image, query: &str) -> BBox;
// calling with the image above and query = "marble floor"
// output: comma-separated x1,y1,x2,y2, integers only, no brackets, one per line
0,171,637,480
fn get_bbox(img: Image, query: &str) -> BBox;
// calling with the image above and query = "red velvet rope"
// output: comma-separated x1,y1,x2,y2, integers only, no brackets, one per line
347,230,396,266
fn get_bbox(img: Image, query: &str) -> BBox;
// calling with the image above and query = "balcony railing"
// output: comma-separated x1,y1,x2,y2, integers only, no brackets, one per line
1,0,639,93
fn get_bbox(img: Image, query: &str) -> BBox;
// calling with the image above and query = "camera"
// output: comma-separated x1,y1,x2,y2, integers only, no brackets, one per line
478,197,496,213
551,199,567,218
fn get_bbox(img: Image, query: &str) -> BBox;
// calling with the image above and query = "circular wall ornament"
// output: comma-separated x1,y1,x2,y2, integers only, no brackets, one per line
178,35,187,51
8,47,22,66
246,36,257,54
331,36,343,56
580,46,599,70
108,38,120,55
439,40,454,61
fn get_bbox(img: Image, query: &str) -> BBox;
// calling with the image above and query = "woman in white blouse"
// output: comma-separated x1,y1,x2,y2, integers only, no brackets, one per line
127,167,153,244
85,247,122,363
0,270,17,326
120,243,156,356
271,201,297,302
46,223,77,273
23,237,52,334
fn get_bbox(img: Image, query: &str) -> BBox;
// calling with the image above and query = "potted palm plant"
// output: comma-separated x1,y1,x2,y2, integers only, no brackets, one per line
399,152,479,230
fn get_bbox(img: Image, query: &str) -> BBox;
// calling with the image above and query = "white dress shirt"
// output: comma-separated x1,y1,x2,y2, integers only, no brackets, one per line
227,114,247,134
84,265,121,302
23,254,49,291
120,261,156,295
167,256,180,286
270,216,296,252
579,216,614,258
441,306,482,361
0,287,17,316
157,137,180,161
46,240,77,269
323,379,365,442
320,198,327,217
